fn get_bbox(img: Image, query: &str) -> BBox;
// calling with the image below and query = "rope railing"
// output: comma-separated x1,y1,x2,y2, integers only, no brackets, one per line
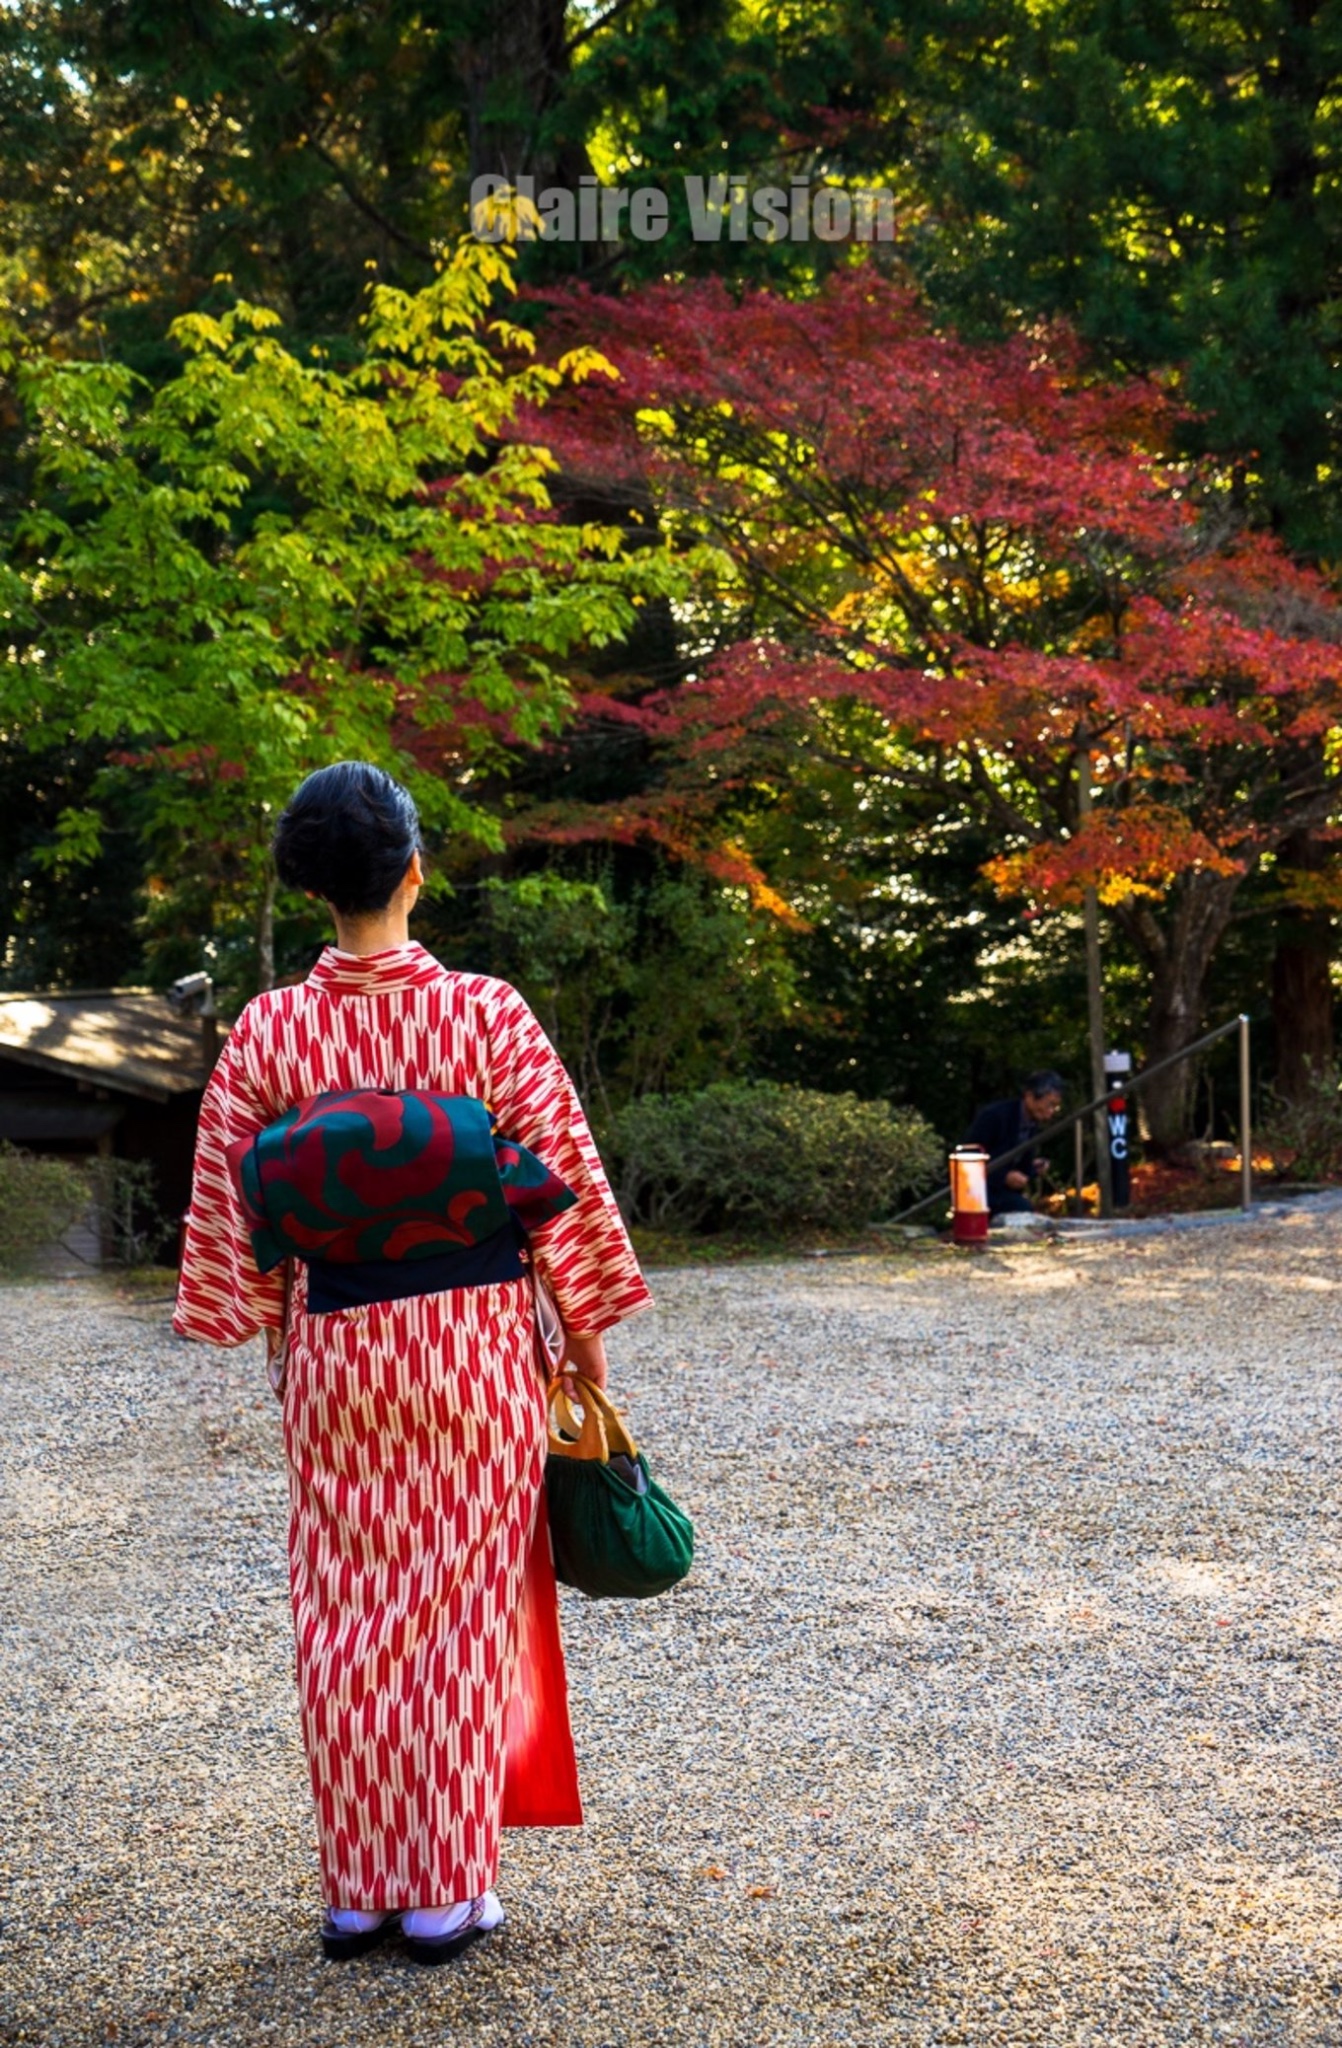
887,1013,1252,1228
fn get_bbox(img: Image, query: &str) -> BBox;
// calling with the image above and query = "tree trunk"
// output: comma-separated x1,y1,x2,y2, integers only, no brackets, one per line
1273,928,1335,1097
1271,830,1335,1101
1186,12,1333,1121
452,0,594,195
1139,971,1210,1151
1114,873,1241,1152
1076,752,1112,1213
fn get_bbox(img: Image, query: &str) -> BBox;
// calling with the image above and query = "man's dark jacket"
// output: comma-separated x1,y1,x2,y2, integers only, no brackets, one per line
962,1096,1038,1213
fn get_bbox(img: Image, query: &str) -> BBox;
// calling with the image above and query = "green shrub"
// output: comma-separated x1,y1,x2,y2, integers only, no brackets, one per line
611,1081,944,1234
84,1156,173,1267
0,1146,172,1272
0,1143,92,1271
1258,1063,1342,1182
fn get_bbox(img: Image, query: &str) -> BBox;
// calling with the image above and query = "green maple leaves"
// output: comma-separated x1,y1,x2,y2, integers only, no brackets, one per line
0,233,684,953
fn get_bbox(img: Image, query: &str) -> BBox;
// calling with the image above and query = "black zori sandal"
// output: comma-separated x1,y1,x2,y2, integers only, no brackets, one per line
403,1894,502,1966
319,1911,401,1962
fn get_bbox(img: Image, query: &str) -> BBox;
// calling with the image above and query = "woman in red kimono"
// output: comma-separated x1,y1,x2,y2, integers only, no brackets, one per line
173,762,653,1963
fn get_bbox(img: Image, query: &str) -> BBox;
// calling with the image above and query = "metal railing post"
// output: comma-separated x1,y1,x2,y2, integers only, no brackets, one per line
1239,1013,1252,1212
1074,1119,1085,1211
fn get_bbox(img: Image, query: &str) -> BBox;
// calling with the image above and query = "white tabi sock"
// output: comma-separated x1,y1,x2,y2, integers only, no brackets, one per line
327,1908,390,1934
401,1891,504,1940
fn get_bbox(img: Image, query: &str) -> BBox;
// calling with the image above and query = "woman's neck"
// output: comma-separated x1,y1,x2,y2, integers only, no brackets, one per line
330,911,414,958
326,860,422,956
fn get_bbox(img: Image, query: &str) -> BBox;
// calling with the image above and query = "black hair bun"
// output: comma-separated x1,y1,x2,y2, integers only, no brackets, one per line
273,762,423,915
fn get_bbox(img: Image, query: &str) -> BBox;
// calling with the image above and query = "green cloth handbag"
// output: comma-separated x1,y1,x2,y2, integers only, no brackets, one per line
545,1374,694,1600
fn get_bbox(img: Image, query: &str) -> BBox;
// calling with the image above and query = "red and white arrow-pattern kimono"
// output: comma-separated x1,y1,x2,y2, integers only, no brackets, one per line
172,941,653,1910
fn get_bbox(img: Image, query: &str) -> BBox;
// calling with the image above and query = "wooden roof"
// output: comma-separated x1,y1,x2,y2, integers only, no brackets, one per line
0,991,223,1102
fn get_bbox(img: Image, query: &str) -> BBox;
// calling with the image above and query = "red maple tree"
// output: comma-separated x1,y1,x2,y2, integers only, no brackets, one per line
506,267,1342,1143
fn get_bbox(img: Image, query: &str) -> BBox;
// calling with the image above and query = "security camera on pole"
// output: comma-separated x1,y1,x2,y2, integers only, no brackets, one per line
167,971,219,1075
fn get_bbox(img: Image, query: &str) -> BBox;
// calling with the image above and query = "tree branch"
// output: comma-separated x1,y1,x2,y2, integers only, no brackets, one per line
562,0,642,61
304,138,435,261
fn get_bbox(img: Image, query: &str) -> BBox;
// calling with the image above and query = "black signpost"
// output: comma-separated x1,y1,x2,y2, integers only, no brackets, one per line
1104,1049,1132,1209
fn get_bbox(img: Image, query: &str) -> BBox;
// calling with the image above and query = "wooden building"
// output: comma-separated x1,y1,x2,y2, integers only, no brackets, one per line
0,990,220,1251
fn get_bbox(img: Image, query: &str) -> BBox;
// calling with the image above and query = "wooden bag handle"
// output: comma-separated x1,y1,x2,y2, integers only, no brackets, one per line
546,1373,638,1464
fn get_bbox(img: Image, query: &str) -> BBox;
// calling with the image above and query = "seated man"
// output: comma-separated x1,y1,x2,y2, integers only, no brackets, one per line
963,1070,1064,1216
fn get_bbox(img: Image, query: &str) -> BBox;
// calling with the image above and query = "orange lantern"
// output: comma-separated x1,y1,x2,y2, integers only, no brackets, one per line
949,1145,990,1245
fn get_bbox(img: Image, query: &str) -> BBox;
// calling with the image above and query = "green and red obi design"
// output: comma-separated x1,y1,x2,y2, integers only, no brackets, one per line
225,1090,577,1313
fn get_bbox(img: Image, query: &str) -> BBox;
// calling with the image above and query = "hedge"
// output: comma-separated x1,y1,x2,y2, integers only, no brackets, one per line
611,1081,943,1234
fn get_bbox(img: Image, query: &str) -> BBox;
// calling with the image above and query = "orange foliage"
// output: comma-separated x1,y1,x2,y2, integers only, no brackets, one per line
984,805,1242,908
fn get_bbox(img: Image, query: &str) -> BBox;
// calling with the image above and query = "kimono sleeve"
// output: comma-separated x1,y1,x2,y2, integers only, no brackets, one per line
484,981,652,1338
172,1006,285,1347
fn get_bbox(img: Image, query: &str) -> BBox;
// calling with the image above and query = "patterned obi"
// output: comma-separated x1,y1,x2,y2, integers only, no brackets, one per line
226,1089,576,1313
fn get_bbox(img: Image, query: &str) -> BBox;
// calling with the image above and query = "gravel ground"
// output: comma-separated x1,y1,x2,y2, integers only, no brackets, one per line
2,1213,1340,2048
